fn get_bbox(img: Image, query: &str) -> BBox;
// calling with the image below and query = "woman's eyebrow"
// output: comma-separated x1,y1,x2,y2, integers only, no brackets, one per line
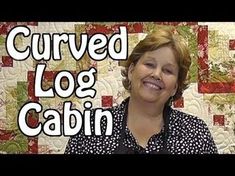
164,63,178,68
145,57,177,67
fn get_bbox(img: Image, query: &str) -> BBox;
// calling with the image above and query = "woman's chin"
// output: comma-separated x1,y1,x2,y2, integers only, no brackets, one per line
139,94,160,103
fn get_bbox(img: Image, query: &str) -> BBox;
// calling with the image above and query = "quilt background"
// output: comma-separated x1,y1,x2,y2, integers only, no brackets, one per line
0,22,235,154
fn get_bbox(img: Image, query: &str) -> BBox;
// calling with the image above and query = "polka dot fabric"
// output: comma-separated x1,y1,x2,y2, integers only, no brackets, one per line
64,98,218,154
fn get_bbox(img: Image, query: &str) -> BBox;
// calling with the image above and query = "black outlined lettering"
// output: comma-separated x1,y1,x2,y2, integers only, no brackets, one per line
95,108,113,136
87,33,108,61
17,101,114,137
10,24,124,137
108,26,128,60
84,101,92,135
18,102,42,137
34,64,97,99
53,33,69,60
6,26,30,61
35,63,54,97
75,67,97,98
6,25,128,61
43,109,62,136
54,71,75,98
31,33,51,60
63,101,83,136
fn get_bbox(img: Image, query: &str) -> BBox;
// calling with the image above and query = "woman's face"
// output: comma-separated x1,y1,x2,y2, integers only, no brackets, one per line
128,46,179,105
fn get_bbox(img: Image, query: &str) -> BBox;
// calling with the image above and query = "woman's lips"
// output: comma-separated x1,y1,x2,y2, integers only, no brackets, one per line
143,79,165,91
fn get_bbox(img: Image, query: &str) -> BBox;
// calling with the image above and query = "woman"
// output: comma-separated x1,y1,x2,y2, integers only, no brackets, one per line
65,27,218,154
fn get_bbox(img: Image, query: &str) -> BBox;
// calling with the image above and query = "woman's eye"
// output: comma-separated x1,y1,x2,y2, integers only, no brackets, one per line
145,63,154,67
164,69,173,74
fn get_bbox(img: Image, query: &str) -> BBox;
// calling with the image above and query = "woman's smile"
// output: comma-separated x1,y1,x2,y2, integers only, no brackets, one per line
143,78,165,91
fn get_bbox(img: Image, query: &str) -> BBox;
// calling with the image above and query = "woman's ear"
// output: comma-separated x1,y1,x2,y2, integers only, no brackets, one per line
128,63,135,81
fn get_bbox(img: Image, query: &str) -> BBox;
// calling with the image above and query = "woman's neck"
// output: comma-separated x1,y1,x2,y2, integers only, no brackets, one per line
126,96,165,148
128,96,165,120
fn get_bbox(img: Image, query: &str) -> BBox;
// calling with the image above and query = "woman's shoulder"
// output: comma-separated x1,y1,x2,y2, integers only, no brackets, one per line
169,108,218,154
169,108,211,134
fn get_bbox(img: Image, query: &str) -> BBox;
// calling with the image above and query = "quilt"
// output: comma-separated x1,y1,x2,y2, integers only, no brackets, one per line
0,22,234,154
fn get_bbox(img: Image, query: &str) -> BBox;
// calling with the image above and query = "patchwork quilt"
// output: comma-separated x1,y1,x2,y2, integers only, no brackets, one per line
0,22,235,154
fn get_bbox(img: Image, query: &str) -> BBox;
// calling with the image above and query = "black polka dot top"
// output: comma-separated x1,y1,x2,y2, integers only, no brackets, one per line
64,97,218,154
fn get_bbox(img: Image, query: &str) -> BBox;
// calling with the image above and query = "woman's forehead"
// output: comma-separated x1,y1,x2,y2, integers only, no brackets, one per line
140,47,178,64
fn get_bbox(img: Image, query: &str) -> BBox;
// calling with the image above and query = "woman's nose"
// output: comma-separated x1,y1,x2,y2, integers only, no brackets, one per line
151,68,162,80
